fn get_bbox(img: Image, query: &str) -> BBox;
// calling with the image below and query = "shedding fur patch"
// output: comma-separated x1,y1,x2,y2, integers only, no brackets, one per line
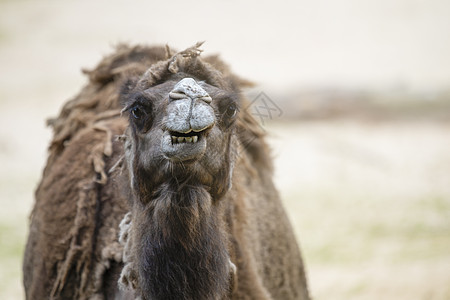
49,116,123,299
118,213,139,293
50,179,98,299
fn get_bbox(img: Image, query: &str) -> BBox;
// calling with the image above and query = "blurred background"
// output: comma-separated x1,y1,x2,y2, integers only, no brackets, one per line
1,0,449,299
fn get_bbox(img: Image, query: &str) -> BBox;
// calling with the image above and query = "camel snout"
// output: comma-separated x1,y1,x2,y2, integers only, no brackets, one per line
166,77,215,134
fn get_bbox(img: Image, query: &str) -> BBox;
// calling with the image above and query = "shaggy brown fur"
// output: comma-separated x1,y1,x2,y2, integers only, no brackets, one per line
23,43,310,299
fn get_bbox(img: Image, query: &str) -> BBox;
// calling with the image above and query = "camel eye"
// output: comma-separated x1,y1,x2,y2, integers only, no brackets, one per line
131,106,145,119
128,101,153,132
226,104,237,118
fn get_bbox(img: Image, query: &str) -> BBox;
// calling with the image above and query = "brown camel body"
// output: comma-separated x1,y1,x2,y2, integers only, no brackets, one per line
23,44,310,300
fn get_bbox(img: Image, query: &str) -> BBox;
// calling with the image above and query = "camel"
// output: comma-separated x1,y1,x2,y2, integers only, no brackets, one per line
23,43,310,300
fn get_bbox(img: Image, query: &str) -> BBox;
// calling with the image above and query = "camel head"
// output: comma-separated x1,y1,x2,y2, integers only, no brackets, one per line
121,45,240,202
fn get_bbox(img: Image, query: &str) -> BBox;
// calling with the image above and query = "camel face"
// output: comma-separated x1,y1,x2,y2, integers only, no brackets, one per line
123,74,239,193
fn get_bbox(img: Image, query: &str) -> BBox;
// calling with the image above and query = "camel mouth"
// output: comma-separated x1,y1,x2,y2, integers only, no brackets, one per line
169,130,201,144
161,129,209,162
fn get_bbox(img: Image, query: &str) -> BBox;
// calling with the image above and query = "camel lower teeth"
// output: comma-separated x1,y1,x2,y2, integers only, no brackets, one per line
171,135,199,144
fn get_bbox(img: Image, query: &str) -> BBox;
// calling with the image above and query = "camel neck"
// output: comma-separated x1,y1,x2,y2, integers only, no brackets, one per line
131,183,231,300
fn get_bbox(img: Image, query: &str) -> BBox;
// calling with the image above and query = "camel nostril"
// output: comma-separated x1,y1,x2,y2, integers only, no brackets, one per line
197,95,212,104
168,92,187,100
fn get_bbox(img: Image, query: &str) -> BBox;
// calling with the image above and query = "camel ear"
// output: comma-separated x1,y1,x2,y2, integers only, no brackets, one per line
231,75,255,89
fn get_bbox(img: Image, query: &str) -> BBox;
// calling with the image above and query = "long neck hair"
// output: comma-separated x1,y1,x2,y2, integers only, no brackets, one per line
130,181,231,300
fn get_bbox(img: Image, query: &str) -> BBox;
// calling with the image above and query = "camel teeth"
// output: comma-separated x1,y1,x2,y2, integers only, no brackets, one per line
171,135,199,144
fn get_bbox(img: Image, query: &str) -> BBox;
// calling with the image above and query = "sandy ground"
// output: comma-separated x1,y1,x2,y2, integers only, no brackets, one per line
1,0,450,299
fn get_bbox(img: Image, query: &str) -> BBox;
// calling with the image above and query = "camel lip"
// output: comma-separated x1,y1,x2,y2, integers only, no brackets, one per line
161,130,208,162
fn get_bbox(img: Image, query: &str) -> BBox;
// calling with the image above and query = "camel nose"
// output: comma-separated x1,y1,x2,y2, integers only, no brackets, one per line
169,78,212,104
165,78,215,134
